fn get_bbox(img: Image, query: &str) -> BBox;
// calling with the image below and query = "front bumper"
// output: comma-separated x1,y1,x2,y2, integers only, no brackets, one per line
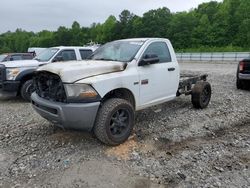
239,73,250,80
31,93,100,131
0,81,20,97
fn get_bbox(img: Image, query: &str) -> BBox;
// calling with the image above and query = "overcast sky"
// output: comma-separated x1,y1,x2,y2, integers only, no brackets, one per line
0,0,222,34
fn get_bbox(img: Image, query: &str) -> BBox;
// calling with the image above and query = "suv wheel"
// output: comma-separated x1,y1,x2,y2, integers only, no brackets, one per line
94,98,135,146
20,79,35,101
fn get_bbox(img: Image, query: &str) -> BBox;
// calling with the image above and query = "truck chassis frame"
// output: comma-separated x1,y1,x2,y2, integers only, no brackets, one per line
177,74,208,96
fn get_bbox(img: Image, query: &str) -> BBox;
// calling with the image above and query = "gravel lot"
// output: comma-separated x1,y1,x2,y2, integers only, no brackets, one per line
0,62,250,188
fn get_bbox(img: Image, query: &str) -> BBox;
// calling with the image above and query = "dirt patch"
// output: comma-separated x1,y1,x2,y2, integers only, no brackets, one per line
105,135,139,160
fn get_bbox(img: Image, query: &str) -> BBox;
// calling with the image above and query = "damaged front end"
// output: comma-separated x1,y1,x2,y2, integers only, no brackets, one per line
33,71,101,103
31,71,100,131
33,71,67,103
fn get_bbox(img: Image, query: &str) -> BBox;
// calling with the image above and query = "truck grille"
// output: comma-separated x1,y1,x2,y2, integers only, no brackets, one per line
0,64,6,82
33,71,67,103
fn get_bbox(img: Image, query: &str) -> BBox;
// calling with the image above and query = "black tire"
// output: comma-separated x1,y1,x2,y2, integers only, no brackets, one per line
94,98,135,146
236,67,244,90
20,79,35,101
236,78,244,89
191,81,211,109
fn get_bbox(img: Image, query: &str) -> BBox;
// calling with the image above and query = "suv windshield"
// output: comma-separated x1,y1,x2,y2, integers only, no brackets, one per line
34,48,59,62
0,54,7,62
90,40,144,62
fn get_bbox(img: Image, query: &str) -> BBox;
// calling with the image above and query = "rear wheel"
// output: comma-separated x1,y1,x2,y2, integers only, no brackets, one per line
20,79,35,101
191,81,211,109
94,98,135,146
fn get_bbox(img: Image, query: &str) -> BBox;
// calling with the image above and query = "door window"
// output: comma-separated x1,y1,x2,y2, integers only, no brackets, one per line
11,55,23,61
143,42,171,63
79,49,93,59
56,50,77,61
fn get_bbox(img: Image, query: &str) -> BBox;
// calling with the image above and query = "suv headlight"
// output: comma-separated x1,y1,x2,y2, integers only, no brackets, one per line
64,84,101,102
6,68,21,80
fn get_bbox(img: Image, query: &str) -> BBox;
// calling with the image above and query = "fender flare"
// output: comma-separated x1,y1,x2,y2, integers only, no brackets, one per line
15,68,36,81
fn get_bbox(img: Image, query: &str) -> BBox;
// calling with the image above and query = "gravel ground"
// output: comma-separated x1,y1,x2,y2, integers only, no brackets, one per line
0,62,250,188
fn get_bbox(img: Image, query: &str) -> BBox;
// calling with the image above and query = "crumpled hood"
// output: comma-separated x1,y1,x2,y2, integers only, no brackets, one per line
37,60,127,83
0,59,40,68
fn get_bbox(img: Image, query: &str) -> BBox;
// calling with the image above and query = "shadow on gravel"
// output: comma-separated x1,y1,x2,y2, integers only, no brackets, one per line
0,96,26,103
153,117,250,155
135,99,191,123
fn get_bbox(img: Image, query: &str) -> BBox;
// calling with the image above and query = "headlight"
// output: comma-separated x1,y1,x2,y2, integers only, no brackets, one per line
64,84,100,102
6,68,21,80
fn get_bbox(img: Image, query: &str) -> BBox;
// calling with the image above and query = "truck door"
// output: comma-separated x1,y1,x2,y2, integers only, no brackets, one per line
137,41,179,108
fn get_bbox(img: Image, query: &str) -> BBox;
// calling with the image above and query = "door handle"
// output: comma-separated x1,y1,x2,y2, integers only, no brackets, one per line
168,68,175,71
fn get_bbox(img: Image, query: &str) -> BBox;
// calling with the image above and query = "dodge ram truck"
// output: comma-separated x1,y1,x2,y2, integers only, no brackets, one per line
0,46,98,101
31,38,212,146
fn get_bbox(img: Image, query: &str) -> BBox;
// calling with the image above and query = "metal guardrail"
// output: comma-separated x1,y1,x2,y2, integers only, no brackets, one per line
176,52,250,62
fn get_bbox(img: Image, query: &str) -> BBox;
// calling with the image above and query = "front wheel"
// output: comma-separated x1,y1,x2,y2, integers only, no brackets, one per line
191,81,212,109
94,98,135,146
20,79,35,101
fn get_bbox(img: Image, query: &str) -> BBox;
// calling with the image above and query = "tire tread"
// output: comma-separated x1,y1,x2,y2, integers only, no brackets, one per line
191,81,211,109
94,98,134,146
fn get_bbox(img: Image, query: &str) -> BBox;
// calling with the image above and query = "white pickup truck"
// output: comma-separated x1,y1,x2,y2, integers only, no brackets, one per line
31,38,211,145
0,46,97,101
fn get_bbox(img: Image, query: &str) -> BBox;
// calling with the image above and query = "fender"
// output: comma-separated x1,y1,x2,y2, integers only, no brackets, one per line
15,68,37,81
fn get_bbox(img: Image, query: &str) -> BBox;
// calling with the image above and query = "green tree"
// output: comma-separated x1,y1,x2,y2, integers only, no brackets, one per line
141,7,172,38
102,16,117,42
114,10,135,39
1,0,250,53
169,12,198,49
54,26,72,46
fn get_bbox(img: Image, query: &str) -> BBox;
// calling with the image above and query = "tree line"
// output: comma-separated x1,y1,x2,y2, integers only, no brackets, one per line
0,0,249,53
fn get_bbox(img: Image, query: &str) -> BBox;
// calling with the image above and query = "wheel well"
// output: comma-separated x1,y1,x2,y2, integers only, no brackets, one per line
102,88,136,109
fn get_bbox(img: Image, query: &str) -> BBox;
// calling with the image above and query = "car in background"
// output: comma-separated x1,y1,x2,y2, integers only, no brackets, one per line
0,46,98,101
0,53,34,62
236,58,250,89
28,47,47,56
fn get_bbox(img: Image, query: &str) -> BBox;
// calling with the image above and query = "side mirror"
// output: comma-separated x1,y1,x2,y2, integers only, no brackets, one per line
53,56,64,62
139,54,159,66
9,57,14,61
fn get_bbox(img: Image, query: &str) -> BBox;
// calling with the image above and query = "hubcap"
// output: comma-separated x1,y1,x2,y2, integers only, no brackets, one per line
110,109,130,136
201,86,210,104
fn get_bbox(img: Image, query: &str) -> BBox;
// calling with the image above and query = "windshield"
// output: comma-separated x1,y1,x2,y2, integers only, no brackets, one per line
0,54,7,62
90,40,144,62
34,48,59,62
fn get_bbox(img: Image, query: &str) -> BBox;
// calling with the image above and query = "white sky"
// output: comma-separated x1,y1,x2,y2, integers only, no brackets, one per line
0,0,223,33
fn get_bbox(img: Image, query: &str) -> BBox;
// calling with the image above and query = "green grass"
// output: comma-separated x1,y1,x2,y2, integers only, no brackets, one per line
177,45,250,53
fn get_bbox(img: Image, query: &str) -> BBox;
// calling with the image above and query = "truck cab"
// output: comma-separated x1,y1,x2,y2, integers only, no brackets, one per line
0,46,98,100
